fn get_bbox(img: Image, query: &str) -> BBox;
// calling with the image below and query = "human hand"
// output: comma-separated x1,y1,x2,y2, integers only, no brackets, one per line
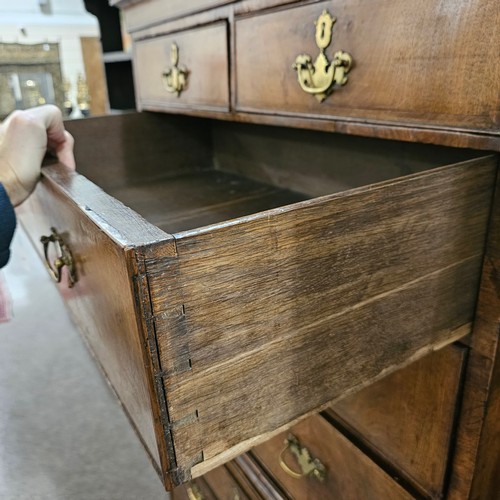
0,105,75,207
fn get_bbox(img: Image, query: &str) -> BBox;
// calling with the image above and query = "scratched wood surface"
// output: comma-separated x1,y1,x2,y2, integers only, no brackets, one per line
143,158,496,480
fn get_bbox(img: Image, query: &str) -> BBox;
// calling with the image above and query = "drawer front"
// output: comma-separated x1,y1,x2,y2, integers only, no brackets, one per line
235,0,500,132
251,414,413,499
17,165,173,480
122,0,235,32
134,22,229,112
330,345,466,497
173,459,285,500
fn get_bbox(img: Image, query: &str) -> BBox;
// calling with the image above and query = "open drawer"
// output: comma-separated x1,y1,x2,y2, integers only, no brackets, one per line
18,112,496,490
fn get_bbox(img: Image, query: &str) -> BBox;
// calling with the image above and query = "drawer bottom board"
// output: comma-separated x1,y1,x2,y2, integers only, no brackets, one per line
107,170,307,234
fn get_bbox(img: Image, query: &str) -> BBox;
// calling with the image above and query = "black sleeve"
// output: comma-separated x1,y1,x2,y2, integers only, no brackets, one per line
0,183,16,268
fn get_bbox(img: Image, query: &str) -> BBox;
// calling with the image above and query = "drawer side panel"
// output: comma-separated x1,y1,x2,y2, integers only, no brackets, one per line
152,158,496,479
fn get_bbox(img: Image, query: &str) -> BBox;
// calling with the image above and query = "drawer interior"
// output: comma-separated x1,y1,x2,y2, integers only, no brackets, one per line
56,112,496,486
66,113,482,235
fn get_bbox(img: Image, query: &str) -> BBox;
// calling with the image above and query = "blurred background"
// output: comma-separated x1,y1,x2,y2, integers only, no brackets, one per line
0,0,135,120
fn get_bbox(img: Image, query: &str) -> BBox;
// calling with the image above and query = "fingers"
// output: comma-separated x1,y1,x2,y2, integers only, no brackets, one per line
54,131,76,170
22,105,76,169
0,105,76,206
24,104,66,145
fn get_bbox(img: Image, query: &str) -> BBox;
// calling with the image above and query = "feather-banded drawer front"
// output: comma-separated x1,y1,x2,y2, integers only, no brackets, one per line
18,113,497,490
133,22,229,113
235,0,500,133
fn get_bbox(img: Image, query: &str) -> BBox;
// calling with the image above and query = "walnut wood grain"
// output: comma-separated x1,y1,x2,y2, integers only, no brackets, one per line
146,158,495,480
120,0,500,151
447,162,500,499
156,159,494,375
17,167,170,474
328,345,467,498
107,170,306,234
16,0,500,493
251,413,413,499
63,112,213,191
212,121,481,197
122,0,236,32
229,455,286,499
235,0,500,133
133,22,229,113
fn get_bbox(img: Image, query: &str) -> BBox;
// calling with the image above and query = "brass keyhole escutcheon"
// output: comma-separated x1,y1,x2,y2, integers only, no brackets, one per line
293,10,353,102
40,227,77,288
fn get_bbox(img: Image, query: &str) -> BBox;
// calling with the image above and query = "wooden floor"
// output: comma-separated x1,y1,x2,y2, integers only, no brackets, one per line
108,169,308,234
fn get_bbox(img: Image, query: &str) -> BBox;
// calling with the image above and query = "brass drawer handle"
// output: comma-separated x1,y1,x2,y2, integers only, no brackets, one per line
293,10,353,102
40,227,77,288
186,483,204,500
162,42,188,96
279,434,326,482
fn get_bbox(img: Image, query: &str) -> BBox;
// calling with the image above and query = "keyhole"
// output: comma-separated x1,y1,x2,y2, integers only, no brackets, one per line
320,22,326,39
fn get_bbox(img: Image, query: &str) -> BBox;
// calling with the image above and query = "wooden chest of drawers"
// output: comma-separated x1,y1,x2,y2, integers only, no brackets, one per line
19,0,500,498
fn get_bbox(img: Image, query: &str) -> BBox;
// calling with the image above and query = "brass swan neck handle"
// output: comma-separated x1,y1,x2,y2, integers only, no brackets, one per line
293,10,353,102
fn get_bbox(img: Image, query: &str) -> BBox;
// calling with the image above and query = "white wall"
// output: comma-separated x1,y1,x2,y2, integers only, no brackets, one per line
0,0,100,115
0,0,88,15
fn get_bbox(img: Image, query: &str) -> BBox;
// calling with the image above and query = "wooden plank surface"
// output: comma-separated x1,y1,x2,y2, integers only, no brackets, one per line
39,164,171,248
155,158,495,374
235,0,500,133
329,345,466,497
250,413,413,499
211,121,481,197
17,175,166,473
147,158,495,479
134,22,230,112
63,112,213,191
176,262,475,476
447,161,500,499
108,170,307,233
